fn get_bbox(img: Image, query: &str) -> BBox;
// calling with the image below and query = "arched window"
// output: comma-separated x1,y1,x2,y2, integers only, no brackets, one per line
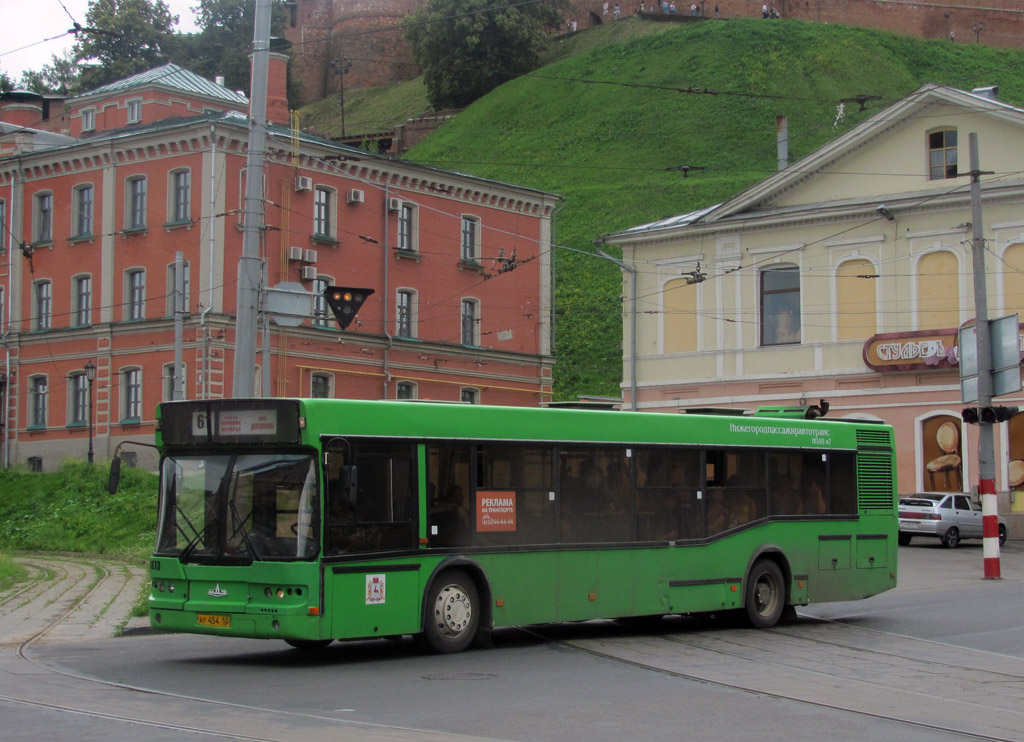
662,277,697,353
1002,243,1024,319
760,265,800,346
835,258,877,340
916,251,959,330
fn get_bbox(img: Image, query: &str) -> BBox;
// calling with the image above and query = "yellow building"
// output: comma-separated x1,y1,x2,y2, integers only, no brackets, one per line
603,84,1024,534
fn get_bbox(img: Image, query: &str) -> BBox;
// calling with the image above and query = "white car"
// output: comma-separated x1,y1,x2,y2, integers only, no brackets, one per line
898,492,1008,548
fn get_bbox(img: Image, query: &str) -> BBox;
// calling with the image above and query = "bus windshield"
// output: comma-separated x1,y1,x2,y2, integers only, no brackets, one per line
156,453,319,562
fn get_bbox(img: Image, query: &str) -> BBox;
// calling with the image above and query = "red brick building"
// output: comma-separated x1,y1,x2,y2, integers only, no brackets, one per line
0,60,559,471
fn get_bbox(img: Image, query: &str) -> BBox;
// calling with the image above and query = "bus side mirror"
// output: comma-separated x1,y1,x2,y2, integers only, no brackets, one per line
341,465,358,507
107,457,122,494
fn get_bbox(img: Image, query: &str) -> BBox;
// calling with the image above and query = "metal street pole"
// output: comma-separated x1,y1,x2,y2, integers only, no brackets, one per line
232,0,273,398
968,132,1001,579
84,360,96,464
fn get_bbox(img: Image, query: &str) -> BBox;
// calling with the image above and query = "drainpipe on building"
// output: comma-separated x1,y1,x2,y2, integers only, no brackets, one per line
3,161,20,468
596,243,637,411
201,124,217,400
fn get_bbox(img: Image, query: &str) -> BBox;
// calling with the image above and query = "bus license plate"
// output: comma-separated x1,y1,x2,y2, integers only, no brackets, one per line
196,614,231,628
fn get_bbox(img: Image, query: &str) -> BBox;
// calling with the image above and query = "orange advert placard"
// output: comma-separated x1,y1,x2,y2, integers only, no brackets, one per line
476,490,517,532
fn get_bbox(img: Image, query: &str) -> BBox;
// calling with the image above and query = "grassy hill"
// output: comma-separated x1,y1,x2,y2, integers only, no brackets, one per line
304,18,1024,400
402,18,1024,399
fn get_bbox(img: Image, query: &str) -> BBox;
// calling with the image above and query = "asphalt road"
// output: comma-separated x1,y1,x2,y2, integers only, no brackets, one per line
1,543,1021,741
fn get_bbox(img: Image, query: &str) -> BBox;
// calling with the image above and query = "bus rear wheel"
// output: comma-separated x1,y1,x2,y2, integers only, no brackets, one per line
744,559,785,629
423,570,479,654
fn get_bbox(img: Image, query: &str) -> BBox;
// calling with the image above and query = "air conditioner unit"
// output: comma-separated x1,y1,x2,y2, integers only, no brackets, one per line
387,197,402,212
288,246,304,261
301,266,318,281
347,189,365,204
294,175,313,192
303,248,318,264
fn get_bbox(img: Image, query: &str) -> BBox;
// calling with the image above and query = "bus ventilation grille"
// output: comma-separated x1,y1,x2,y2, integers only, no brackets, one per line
856,429,893,450
857,454,895,511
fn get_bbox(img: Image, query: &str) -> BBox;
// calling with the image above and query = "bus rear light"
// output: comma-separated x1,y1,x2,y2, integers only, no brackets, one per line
588,593,596,601
277,588,286,599
309,607,320,616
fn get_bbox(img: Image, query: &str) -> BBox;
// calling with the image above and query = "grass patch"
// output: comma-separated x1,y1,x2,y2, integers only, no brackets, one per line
0,459,158,562
0,551,27,589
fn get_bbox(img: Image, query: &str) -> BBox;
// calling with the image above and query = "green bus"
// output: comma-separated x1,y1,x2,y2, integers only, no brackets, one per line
142,398,897,652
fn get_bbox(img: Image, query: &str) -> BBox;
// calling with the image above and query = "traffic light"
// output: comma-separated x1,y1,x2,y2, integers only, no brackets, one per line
324,286,374,330
962,406,1020,424
983,405,1020,424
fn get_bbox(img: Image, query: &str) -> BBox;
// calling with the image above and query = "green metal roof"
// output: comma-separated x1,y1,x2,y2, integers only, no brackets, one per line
74,64,248,106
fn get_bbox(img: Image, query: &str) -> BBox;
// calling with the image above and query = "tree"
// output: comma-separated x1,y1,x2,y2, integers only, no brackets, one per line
404,0,566,110
73,0,178,89
19,50,81,95
165,0,293,101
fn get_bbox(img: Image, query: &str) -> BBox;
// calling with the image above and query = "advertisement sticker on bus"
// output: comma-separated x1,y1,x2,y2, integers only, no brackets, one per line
366,574,386,605
477,490,517,532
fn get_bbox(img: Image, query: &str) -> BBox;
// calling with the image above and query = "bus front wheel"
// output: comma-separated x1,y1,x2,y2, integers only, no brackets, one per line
423,570,479,654
744,559,785,629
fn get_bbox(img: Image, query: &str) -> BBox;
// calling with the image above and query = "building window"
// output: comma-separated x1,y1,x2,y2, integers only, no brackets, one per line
928,129,958,180
74,184,94,237
760,265,800,346
311,373,331,398
74,275,92,327
31,376,47,428
916,251,960,331
313,186,333,239
312,277,331,328
396,289,416,338
127,99,142,123
461,387,479,404
835,258,877,341
81,108,96,132
461,298,479,345
127,176,147,230
70,372,88,426
163,362,185,401
126,268,146,321
398,202,416,251
27,456,43,473
35,191,53,243
461,216,479,262
170,170,190,223
165,261,190,316
397,381,416,400
34,280,51,330
123,368,142,422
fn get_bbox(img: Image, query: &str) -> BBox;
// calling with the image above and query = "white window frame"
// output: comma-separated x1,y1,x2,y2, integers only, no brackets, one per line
122,367,142,422
34,191,53,243
397,202,417,252
126,98,142,124
81,107,96,132
169,169,191,223
396,289,417,338
126,176,147,231
312,276,332,328
461,215,480,262
461,298,480,346
30,375,48,428
74,274,92,327
70,372,88,426
165,260,190,317
313,186,335,240
34,279,52,330
126,268,146,321
74,183,94,237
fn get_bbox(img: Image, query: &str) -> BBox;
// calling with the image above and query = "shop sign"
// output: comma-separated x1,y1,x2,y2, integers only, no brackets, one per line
863,326,1024,372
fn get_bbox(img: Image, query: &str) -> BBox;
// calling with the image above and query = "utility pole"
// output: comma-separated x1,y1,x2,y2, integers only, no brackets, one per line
967,132,1001,579
232,0,273,398
173,251,184,400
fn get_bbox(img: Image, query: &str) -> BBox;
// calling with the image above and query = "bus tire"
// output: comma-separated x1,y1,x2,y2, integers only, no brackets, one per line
285,639,333,650
423,570,479,654
744,559,785,629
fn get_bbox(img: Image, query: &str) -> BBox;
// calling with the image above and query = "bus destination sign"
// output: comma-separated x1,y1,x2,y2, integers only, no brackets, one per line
193,409,279,437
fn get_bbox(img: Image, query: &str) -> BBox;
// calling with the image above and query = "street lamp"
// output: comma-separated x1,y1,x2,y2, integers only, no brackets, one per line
84,360,96,464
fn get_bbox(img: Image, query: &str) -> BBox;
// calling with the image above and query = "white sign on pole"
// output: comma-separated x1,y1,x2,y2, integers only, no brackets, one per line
264,281,314,327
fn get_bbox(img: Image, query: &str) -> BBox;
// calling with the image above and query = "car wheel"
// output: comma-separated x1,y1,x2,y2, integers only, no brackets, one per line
744,559,785,629
423,570,479,654
998,524,1007,547
943,526,960,549
897,533,911,546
